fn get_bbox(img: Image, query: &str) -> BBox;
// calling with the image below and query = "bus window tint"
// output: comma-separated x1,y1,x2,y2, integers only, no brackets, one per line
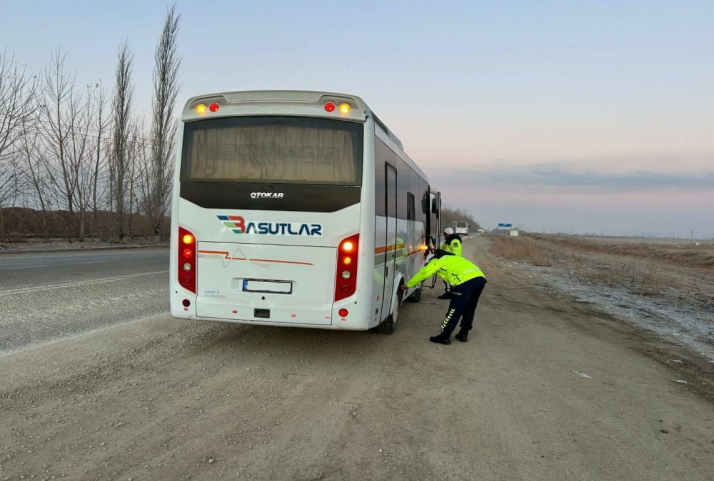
181,116,363,185
374,140,388,216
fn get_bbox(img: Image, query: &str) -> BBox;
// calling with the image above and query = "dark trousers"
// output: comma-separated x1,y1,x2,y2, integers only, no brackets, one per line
440,277,487,336
443,280,451,294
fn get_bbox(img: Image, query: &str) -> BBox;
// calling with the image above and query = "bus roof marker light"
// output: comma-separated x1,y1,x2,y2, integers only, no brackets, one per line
196,104,207,115
324,102,336,112
209,102,220,112
338,103,351,114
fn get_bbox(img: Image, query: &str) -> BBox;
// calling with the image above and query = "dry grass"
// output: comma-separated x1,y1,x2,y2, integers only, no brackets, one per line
489,233,714,303
530,234,714,270
561,252,679,297
489,236,552,267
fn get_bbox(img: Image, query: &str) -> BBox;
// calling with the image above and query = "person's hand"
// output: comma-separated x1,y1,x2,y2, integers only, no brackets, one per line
400,284,409,292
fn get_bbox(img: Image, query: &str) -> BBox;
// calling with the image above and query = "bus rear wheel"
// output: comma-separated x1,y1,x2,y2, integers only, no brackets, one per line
376,289,402,334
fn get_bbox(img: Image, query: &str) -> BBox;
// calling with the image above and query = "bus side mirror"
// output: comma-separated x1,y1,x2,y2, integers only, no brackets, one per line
431,198,438,215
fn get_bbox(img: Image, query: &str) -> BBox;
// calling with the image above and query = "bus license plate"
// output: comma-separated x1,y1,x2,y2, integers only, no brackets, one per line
242,279,292,294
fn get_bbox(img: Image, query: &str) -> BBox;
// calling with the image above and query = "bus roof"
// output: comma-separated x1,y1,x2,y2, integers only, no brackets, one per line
182,90,428,185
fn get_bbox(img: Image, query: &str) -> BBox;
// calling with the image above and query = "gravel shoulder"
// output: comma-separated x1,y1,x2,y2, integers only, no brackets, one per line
1,237,713,481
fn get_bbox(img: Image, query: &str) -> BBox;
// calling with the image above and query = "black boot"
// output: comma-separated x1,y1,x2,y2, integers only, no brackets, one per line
429,333,451,345
437,293,452,300
455,330,468,342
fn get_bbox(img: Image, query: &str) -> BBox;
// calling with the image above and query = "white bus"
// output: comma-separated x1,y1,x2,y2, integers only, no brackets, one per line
170,91,441,333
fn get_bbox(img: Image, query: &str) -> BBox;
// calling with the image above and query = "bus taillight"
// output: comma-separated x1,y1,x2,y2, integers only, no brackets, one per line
178,226,196,293
335,234,359,302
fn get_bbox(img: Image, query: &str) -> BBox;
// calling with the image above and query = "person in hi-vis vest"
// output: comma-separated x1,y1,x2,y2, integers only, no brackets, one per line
438,227,463,299
402,250,486,344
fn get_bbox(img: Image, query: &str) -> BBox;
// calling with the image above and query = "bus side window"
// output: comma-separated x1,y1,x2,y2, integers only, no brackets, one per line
374,140,387,216
407,193,415,221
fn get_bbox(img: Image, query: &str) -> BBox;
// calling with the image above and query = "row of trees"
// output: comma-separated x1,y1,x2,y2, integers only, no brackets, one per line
441,206,481,233
0,6,181,243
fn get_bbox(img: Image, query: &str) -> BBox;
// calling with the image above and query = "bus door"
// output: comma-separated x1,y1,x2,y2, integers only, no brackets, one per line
381,164,398,317
425,189,442,289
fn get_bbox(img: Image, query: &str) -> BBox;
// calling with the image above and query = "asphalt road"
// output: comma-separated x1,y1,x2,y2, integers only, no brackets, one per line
0,248,169,353
0,240,713,481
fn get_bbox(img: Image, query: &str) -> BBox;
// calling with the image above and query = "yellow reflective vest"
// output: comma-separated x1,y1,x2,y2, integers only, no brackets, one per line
439,236,462,256
406,255,485,288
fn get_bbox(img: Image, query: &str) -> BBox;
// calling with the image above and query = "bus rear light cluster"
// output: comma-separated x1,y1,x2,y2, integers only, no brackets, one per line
335,234,359,302
324,101,351,115
178,227,196,293
195,102,220,115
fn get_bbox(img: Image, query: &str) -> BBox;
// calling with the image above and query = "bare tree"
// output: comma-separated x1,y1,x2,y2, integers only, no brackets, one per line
110,41,134,241
89,83,110,240
0,156,21,243
65,85,94,241
19,120,50,239
126,118,147,240
0,50,38,242
147,5,181,240
0,51,38,164
40,50,78,241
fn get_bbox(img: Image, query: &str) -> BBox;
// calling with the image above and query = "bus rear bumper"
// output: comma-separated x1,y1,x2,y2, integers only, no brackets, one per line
171,314,372,331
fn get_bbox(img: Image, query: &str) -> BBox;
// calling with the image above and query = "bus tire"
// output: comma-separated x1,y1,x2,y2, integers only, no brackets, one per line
376,288,402,334
407,284,422,303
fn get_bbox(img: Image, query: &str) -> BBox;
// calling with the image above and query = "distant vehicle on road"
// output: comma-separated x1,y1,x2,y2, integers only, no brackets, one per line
170,90,442,334
453,221,470,237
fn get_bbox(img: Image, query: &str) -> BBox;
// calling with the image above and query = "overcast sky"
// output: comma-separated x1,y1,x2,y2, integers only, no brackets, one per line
2,0,712,237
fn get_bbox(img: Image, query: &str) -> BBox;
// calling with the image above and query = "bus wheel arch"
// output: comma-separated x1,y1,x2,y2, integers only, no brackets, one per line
376,279,403,334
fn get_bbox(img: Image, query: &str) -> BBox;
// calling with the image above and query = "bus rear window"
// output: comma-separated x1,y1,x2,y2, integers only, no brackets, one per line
181,116,363,185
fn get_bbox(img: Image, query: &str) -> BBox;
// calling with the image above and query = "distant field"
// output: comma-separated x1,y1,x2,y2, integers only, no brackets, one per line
580,236,714,247
530,234,714,270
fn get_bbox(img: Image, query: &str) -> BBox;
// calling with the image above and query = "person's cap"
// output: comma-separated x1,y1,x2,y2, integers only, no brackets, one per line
444,227,454,235
425,253,435,263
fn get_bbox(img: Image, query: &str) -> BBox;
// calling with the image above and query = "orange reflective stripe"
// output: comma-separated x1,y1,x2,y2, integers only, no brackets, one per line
374,243,406,254
197,250,313,266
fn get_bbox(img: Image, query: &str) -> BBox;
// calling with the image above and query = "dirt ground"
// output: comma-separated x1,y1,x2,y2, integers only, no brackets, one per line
1,237,714,481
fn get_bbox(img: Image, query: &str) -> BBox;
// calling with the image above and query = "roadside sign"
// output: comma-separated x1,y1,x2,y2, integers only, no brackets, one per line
498,223,512,230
